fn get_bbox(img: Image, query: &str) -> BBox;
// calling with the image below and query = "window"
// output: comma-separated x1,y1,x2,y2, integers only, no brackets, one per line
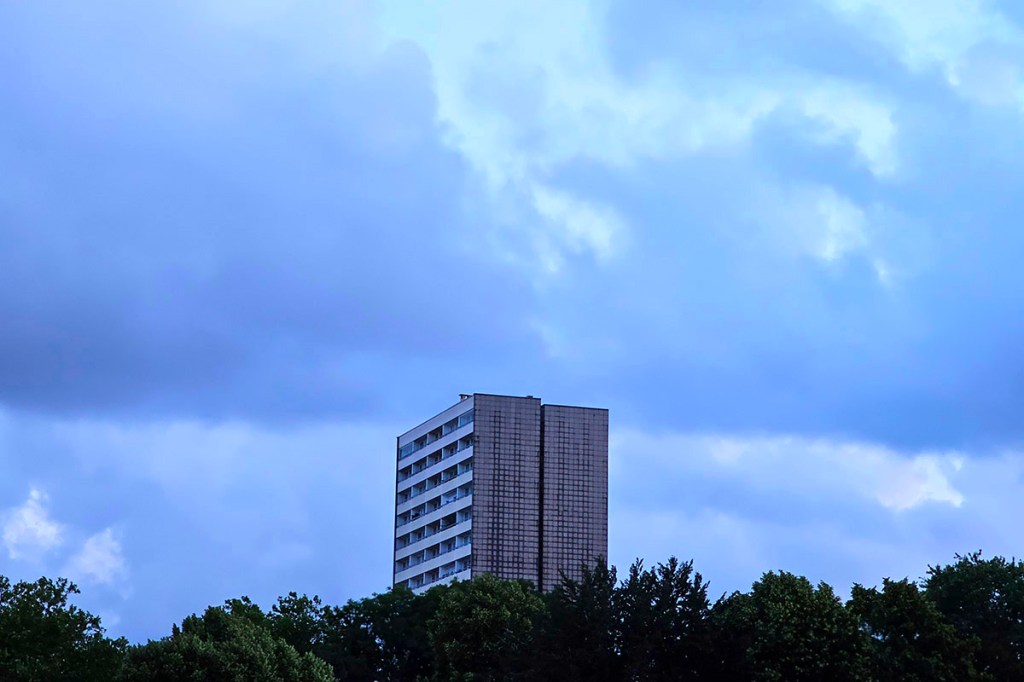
398,408,474,461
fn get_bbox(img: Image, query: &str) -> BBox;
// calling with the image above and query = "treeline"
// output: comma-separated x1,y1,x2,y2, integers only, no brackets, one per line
2,552,1024,681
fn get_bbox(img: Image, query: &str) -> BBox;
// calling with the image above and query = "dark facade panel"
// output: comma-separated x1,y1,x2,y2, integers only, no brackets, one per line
470,394,542,583
540,404,609,590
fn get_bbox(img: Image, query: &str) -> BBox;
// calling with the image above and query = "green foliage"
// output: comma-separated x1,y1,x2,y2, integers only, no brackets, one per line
0,575,127,682
269,593,325,656
123,598,334,682
8,551,1024,682
539,559,619,682
849,578,982,681
713,571,871,682
313,586,437,681
616,557,712,681
925,551,1024,679
429,574,543,681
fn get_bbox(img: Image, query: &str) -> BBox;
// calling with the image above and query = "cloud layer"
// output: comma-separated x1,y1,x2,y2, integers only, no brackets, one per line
611,429,1024,596
4,0,1024,641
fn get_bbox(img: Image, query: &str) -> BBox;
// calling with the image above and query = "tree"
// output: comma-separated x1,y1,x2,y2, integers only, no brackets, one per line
0,575,126,681
925,551,1024,679
711,571,871,682
316,586,438,682
539,559,619,682
849,578,981,681
269,592,326,657
616,557,713,681
429,575,543,681
123,598,333,682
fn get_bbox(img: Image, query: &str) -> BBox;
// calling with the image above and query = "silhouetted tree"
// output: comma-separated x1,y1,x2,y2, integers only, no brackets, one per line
123,598,332,682
711,571,871,681
539,559,619,682
14,551,1024,682
429,575,543,681
0,575,126,681
925,551,1024,680
269,592,327,656
849,577,982,681
616,557,713,681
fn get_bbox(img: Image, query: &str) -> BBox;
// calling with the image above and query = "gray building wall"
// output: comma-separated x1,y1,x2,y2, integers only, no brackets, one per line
470,394,542,582
540,404,609,590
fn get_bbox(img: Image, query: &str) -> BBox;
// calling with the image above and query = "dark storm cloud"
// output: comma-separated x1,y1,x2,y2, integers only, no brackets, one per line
509,0,1024,450
0,2,536,420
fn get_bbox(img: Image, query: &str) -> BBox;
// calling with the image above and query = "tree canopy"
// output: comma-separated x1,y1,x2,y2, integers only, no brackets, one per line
3,551,1024,681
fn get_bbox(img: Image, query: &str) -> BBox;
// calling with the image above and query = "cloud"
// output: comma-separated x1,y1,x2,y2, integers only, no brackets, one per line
0,2,538,420
2,488,65,560
612,429,965,514
799,85,898,177
65,529,127,586
530,186,625,273
8,0,1024,642
751,184,871,266
2,485,129,587
15,412,403,640
823,0,1024,106
379,0,907,276
380,0,663,268
609,428,1023,596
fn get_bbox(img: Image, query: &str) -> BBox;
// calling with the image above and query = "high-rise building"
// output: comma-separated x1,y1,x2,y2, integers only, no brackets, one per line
393,393,608,593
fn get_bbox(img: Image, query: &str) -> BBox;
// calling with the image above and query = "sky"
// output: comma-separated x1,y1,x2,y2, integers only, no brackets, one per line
3,0,1024,642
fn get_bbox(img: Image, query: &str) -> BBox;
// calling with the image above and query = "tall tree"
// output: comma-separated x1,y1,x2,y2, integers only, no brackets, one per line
269,592,326,656
616,557,713,681
711,571,871,682
317,586,438,682
849,578,981,681
925,551,1024,680
123,598,333,682
429,575,543,682
540,559,619,682
0,575,126,681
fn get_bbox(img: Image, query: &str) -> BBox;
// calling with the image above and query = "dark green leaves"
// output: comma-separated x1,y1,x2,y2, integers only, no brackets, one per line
0,576,126,682
122,600,334,682
850,578,982,681
925,551,1024,679
429,575,543,682
5,551,1024,681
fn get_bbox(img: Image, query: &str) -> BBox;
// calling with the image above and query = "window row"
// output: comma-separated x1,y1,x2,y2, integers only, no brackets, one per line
405,557,472,591
399,409,474,460
397,508,472,550
395,531,472,574
398,435,474,482
396,483,473,528
397,457,473,504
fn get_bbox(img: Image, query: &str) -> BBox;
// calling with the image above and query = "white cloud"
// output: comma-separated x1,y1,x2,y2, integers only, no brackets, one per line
380,0,900,272
2,488,65,560
64,529,127,586
815,188,871,263
49,417,401,599
2,487,131,587
800,86,898,177
750,184,881,272
530,185,624,273
54,419,395,499
613,430,965,513
608,427,1024,598
824,0,1024,106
